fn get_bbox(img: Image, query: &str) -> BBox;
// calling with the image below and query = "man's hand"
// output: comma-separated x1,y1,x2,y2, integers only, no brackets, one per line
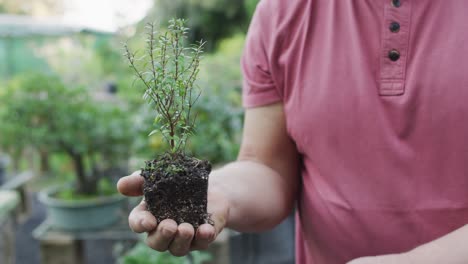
117,170,230,256
347,253,413,264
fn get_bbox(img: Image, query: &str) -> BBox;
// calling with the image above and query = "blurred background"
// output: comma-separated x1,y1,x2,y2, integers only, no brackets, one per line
0,0,294,263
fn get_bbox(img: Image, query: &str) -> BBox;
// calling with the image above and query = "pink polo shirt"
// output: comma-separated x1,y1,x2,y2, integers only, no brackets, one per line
242,0,468,263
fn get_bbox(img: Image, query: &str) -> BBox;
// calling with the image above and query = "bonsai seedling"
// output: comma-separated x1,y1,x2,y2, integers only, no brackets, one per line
124,19,212,228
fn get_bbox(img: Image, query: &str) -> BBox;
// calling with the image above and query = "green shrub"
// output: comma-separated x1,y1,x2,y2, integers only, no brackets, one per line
0,73,134,195
119,242,212,264
188,34,245,164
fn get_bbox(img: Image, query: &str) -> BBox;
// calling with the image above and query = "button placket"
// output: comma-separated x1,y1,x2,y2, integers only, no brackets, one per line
379,0,412,96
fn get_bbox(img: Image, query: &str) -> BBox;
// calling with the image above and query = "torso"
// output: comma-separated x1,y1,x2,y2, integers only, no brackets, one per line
261,1,468,263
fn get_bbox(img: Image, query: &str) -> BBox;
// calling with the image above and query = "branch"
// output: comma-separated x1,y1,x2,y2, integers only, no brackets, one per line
125,44,169,122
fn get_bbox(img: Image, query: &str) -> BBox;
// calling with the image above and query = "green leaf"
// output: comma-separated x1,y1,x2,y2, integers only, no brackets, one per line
148,129,159,137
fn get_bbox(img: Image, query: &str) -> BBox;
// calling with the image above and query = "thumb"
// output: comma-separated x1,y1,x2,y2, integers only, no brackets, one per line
117,170,144,196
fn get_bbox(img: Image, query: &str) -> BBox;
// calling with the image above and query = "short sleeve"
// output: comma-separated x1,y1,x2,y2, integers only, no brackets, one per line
241,0,282,108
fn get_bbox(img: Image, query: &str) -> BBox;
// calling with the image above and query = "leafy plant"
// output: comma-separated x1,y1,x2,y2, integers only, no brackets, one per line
0,73,134,195
119,242,212,264
124,19,212,228
124,18,205,154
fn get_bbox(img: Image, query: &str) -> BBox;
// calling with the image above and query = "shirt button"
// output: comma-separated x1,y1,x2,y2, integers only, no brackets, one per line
389,22,400,33
391,0,401,7
388,49,400,61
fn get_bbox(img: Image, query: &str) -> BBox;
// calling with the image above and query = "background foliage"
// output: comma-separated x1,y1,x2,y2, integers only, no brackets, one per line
119,242,211,264
0,73,134,194
148,0,247,51
190,34,245,163
0,0,260,184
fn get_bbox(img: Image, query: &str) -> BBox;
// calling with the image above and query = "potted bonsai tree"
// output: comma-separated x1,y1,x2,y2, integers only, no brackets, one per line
0,73,134,230
124,19,212,228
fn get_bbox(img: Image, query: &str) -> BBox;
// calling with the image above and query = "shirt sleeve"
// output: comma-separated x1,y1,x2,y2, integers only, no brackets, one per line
241,0,282,108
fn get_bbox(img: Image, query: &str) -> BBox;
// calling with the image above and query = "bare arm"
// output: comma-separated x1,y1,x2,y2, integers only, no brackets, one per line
211,103,299,232
407,224,468,263
348,225,468,264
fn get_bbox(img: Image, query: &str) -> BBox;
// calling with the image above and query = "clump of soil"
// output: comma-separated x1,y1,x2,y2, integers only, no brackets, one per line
141,153,212,228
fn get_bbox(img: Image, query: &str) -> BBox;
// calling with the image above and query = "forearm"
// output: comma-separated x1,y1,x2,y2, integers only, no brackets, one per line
209,160,297,233
407,224,468,264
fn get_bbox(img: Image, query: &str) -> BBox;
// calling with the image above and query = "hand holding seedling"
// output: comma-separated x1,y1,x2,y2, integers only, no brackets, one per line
120,19,229,255
118,104,300,256
117,171,229,255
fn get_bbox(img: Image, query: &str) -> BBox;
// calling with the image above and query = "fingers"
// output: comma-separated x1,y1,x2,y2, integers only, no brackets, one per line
126,175,230,256
145,221,220,255
191,186,229,250
144,220,220,255
169,223,195,256
117,170,143,196
189,213,225,250
130,202,196,256
128,201,157,233
191,224,216,250
146,219,178,252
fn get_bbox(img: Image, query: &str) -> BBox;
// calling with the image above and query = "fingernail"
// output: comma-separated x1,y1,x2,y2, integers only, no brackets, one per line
162,226,175,237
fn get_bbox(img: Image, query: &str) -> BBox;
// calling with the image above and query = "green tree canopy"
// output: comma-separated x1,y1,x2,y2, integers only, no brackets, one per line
147,0,248,50
0,73,134,194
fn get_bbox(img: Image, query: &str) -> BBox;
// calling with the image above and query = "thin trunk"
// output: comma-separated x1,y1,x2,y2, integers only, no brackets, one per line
71,154,95,195
170,123,175,149
39,149,50,175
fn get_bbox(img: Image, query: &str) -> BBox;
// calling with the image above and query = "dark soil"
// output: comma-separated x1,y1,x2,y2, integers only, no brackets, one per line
140,153,212,228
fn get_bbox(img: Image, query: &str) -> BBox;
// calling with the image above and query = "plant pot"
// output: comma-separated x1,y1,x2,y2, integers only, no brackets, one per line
38,186,126,230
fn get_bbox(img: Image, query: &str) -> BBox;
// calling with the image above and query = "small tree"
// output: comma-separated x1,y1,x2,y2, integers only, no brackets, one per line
124,19,212,228
125,19,205,154
0,74,73,174
0,73,133,195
